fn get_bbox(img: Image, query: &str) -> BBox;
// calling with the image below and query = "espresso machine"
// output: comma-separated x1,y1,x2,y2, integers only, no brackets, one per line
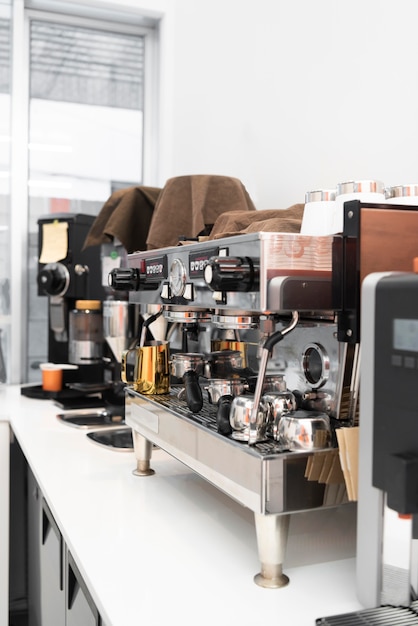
37,213,106,384
110,230,357,588
110,200,418,589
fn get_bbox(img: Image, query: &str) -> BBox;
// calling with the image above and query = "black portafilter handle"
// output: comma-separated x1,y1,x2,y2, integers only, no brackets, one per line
183,370,203,414
216,395,233,436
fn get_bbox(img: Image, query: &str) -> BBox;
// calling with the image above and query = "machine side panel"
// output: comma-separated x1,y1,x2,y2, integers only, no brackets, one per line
126,390,331,516
356,272,392,608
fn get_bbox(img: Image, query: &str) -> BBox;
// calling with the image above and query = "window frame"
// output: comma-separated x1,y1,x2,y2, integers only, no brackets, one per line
9,1,159,382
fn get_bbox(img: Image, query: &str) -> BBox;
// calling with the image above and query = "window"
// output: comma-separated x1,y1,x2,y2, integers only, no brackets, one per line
0,0,11,384
8,3,158,382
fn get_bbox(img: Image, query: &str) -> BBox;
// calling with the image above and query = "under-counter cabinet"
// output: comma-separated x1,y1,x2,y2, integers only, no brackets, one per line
27,466,105,626
66,552,101,626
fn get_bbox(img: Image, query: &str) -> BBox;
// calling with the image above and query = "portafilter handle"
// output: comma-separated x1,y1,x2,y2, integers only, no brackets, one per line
216,395,234,436
183,370,203,413
248,311,299,445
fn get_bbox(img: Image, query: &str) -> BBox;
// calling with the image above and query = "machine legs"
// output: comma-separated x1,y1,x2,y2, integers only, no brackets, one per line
130,429,290,588
132,431,155,476
253,512,290,588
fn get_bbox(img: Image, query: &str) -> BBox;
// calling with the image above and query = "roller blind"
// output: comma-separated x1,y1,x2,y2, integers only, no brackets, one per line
30,20,144,109
0,18,10,93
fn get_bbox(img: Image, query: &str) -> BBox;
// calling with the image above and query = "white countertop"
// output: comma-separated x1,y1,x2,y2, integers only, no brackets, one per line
3,384,364,626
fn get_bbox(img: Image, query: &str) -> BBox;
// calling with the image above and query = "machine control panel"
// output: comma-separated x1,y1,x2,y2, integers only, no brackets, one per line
109,255,168,292
124,232,334,312
144,255,168,281
189,246,219,278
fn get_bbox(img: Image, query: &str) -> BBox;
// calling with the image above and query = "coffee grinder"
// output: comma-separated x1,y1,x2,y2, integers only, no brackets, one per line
82,241,143,450
37,213,106,384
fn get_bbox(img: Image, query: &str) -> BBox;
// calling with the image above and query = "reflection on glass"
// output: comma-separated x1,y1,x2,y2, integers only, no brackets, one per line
27,18,145,382
0,4,11,383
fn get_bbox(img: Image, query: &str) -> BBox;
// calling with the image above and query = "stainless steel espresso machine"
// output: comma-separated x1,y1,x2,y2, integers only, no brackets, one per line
110,230,359,588
107,199,418,593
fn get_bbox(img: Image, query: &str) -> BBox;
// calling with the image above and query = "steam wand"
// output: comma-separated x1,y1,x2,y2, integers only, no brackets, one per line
248,311,299,445
139,307,164,348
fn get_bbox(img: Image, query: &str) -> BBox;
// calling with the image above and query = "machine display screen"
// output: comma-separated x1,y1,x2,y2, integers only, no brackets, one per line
393,318,418,352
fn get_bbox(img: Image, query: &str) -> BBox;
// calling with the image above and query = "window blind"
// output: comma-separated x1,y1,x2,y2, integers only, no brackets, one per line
30,20,144,109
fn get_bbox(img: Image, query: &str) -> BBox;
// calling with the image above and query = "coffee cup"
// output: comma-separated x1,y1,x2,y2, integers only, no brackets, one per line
121,341,170,395
39,362,79,392
40,363,63,392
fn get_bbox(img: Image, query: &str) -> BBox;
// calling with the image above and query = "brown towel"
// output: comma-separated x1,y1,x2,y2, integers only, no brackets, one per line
83,186,161,252
208,204,305,239
146,175,256,250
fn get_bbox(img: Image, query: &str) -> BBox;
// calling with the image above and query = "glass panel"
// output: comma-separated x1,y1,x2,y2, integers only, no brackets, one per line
27,18,145,382
30,20,144,109
0,2,11,384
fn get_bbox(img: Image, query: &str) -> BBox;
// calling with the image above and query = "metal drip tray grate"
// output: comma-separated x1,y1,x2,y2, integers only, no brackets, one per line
316,602,418,625
154,390,219,430
149,388,285,457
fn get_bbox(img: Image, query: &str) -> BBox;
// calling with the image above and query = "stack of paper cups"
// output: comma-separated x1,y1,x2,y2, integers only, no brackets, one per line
385,184,418,205
333,180,385,233
300,189,337,235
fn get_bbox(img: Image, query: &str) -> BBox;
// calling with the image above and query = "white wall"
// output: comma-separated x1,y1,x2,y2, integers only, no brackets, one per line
61,0,418,208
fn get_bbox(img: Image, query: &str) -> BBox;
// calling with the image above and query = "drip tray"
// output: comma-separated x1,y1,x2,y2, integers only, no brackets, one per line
56,409,125,429
316,603,418,625
86,427,133,451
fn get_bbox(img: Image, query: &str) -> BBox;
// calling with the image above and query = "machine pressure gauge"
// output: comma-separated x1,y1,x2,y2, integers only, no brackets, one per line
169,258,187,297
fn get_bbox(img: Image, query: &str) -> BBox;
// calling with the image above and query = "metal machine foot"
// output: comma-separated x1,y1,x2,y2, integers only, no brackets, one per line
254,512,290,588
132,431,155,477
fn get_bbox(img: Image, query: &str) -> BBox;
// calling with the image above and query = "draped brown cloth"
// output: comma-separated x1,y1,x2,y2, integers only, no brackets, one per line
207,204,305,239
83,186,161,253
146,175,256,250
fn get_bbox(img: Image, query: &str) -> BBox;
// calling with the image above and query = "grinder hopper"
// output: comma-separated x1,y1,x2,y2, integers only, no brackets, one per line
103,300,141,365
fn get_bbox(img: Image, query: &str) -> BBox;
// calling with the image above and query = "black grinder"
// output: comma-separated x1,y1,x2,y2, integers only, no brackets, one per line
37,213,106,384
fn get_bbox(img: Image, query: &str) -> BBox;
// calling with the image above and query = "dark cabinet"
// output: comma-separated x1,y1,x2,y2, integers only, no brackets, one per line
27,468,104,626
41,498,66,626
67,551,100,626
27,466,43,626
